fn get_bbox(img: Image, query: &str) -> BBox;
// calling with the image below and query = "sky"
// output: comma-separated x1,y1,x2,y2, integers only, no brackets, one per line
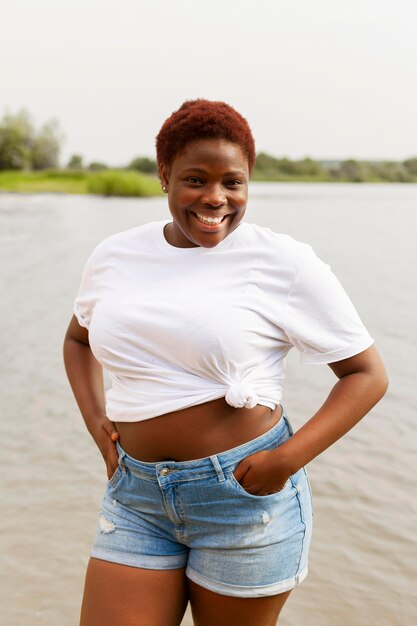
1,0,416,166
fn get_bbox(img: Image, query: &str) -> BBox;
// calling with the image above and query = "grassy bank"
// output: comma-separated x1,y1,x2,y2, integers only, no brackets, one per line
2,167,416,196
0,170,163,197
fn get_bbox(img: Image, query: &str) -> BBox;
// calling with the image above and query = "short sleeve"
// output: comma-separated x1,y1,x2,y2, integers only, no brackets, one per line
73,247,101,330
284,244,374,364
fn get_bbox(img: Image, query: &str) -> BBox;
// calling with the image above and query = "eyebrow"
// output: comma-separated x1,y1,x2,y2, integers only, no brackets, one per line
182,167,247,177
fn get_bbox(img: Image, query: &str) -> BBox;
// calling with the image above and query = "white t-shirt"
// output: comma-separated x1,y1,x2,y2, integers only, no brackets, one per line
74,219,374,422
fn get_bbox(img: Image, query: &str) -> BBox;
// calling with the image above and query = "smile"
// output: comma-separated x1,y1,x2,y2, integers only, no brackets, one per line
193,212,227,225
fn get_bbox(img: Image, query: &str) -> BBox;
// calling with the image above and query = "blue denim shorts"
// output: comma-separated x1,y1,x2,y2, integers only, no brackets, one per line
91,413,313,598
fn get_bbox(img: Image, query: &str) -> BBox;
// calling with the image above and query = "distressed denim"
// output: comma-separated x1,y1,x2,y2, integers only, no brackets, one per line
91,412,313,598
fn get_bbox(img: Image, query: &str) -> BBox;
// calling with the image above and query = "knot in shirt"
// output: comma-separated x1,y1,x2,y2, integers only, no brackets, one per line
225,382,259,409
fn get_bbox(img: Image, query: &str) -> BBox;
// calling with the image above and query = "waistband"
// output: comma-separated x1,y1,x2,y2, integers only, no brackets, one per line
115,412,292,483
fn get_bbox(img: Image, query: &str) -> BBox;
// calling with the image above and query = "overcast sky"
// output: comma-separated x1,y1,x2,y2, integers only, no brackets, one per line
1,0,416,166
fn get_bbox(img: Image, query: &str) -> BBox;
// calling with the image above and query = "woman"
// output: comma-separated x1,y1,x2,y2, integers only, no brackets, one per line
63,99,388,626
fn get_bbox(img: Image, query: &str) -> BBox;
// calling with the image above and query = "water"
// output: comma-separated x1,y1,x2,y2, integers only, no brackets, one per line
1,183,416,625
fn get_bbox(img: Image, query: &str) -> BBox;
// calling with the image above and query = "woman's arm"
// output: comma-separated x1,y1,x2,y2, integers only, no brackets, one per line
233,345,388,495
63,315,119,478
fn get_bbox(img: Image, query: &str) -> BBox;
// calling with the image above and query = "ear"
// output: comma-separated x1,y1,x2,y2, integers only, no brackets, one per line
159,163,170,192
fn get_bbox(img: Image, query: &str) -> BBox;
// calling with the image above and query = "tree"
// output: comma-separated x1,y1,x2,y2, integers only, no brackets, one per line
403,157,417,178
31,119,62,170
88,161,108,171
294,157,326,177
129,156,157,174
0,109,34,170
338,159,366,182
67,154,84,169
0,109,63,170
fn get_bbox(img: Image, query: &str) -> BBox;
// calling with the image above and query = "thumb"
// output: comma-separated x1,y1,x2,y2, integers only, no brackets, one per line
102,419,119,442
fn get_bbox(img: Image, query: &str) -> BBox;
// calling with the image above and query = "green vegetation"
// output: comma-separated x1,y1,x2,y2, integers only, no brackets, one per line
252,152,417,182
129,156,158,175
67,154,84,170
0,110,163,197
252,154,329,182
88,161,109,171
0,169,162,196
128,152,417,183
1,109,417,195
1,154,416,197
87,170,162,197
0,109,61,170
0,170,87,193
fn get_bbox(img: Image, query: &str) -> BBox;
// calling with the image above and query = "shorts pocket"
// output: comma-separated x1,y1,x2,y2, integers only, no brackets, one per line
107,465,123,486
224,416,297,500
227,470,295,500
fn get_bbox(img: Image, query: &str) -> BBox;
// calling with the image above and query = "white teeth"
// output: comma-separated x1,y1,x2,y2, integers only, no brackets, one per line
195,213,224,225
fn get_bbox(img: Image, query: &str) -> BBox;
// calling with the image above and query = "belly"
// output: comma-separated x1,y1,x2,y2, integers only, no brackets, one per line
115,398,283,462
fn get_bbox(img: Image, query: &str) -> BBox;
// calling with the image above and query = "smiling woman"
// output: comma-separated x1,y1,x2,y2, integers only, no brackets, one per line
63,99,388,626
156,99,255,249
160,139,249,248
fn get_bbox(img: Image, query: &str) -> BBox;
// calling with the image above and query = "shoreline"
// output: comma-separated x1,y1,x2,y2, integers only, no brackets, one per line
1,170,416,198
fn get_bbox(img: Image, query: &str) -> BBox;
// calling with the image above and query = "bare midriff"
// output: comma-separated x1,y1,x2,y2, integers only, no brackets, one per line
115,398,283,462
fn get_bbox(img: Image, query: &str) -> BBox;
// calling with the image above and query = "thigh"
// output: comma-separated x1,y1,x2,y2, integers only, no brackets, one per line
79,558,189,626
187,579,291,626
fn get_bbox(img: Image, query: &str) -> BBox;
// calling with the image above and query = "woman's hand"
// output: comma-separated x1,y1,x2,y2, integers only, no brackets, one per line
233,449,290,496
90,416,120,480
64,316,119,479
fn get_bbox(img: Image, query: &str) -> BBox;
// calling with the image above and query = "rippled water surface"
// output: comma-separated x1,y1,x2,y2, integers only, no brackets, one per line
1,184,416,625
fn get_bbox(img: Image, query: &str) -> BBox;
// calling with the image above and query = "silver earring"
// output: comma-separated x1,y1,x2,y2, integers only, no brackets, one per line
162,185,167,192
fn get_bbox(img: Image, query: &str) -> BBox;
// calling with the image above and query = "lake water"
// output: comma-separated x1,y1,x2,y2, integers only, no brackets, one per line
1,183,416,625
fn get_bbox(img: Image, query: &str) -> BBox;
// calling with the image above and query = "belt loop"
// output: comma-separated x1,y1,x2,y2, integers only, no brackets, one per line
116,442,126,470
210,455,225,482
283,414,294,436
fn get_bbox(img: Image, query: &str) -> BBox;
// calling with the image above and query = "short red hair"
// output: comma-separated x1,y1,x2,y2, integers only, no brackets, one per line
156,99,256,175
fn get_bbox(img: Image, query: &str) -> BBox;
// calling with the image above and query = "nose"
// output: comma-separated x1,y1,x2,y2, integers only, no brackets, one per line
202,184,226,207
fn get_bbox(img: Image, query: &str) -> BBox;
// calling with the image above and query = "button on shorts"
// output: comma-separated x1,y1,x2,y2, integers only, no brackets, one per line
91,413,313,598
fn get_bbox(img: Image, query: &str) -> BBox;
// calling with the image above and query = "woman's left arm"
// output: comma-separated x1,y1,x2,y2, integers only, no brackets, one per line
233,345,388,495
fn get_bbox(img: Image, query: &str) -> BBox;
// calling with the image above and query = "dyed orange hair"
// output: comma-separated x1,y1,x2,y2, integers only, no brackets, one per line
156,99,256,174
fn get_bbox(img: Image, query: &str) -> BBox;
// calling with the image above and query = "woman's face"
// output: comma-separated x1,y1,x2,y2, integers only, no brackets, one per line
160,138,249,248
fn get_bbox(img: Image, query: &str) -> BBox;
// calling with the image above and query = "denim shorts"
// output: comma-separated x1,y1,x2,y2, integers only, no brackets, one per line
91,413,313,598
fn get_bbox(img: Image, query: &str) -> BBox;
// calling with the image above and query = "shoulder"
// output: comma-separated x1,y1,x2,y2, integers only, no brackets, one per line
85,220,163,263
238,222,329,290
241,221,318,265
